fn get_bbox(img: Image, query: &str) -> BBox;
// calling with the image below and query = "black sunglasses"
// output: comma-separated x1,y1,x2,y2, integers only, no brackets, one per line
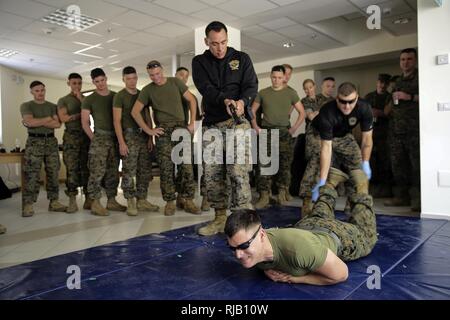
228,225,261,251
338,98,357,105
147,63,161,69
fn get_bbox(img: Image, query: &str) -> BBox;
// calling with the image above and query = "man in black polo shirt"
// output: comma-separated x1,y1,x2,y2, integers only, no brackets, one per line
310,82,373,203
192,21,258,236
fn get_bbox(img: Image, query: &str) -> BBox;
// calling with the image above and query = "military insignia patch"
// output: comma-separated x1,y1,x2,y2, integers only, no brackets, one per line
348,117,357,126
229,60,239,71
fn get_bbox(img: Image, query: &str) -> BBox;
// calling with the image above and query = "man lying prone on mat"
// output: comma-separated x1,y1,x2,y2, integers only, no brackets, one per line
225,167,377,285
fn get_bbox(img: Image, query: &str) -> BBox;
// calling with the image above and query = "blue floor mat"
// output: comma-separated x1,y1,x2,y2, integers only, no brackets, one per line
0,206,448,300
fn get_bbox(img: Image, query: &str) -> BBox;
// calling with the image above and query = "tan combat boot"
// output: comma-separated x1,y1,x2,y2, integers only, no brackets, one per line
176,194,185,209
0,224,6,234
106,197,127,212
184,199,201,214
275,188,288,206
384,187,410,207
49,200,68,212
22,203,35,217
282,187,293,202
201,197,210,211
349,169,369,194
301,196,313,218
83,197,93,210
164,200,176,216
66,195,78,214
198,209,227,236
137,198,159,212
254,191,270,209
91,199,109,216
127,198,138,216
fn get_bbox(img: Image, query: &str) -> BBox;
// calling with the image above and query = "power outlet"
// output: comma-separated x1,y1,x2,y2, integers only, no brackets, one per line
437,54,449,65
438,171,450,187
437,102,450,111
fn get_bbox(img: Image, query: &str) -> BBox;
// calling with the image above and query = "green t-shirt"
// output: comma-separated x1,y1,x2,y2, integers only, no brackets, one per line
137,77,187,125
113,89,143,130
256,228,338,277
57,93,82,130
255,86,300,127
20,100,57,134
81,91,116,131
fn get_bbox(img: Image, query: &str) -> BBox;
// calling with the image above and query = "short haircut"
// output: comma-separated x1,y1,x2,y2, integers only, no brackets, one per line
205,21,227,36
122,66,137,76
303,79,315,87
282,63,293,71
337,82,357,96
400,48,417,57
378,73,391,84
90,68,106,80
68,73,82,80
224,209,261,238
30,80,44,89
176,67,189,73
271,65,286,74
322,77,335,83
146,60,162,69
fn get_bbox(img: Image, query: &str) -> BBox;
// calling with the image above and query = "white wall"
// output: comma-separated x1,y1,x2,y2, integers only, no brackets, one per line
418,1,450,219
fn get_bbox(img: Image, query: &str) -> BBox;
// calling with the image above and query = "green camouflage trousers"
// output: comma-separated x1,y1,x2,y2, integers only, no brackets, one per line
295,185,378,261
300,127,361,198
23,136,60,204
258,127,294,192
156,122,195,201
121,130,153,199
203,117,252,210
390,131,420,199
87,133,120,200
62,130,90,196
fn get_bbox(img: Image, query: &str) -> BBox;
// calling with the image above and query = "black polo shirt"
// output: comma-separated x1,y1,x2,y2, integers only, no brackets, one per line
312,99,373,140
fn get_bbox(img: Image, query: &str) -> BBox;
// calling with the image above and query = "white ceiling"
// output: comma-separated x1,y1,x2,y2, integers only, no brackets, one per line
0,0,417,86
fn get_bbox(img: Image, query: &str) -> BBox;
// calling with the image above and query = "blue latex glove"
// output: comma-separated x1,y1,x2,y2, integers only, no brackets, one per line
362,161,372,180
311,179,326,202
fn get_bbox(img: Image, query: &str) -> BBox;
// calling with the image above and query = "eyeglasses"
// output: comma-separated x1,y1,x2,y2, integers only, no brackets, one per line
228,225,261,251
146,63,161,69
338,98,357,105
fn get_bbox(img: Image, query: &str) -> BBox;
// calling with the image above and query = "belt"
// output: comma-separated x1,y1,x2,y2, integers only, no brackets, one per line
65,128,83,133
94,129,115,136
29,132,54,138
124,128,143,133
297,225,342,255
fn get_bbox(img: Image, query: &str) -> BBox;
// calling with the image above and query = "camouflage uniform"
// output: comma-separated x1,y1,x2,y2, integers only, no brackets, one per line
203,117,253,210
20,101,61,205
23,136,61,204
295,185,377,261
87,132,120,200
389,69,420,203
364,91,392,195
58,94,89,197
157,122,196,202
299,95,330,198
62,130,90,196
259,127,294,191
300,128,362,198
121,130,153,199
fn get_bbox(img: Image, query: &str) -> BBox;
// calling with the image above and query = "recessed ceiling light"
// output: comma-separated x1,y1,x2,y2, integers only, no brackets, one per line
0,48,20,58
283,42,295,48
42,9,102,31
393,17,411,24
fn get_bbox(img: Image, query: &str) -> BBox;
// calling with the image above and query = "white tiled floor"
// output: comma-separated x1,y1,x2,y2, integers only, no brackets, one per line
0,178,417,269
